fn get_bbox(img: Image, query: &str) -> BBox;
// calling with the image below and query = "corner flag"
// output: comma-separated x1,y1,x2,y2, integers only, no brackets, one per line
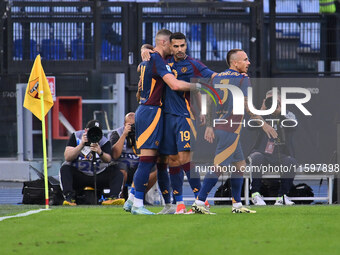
23,54,54,120
23,54,54,209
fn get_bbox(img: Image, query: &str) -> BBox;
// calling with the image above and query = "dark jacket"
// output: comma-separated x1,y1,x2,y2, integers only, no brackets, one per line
250,112,297,157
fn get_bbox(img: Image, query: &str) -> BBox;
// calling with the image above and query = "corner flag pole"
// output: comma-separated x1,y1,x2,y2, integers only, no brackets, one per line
24,55,54,210
40,91,49,209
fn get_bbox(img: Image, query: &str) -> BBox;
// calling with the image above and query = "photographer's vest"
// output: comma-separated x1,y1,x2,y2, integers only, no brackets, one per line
319,0,336,13
114,126,139,170
62,130,109,176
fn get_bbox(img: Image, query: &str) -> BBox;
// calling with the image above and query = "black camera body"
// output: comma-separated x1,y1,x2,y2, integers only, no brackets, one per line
85,126,103,146
264,96,273,109
127,124,136,148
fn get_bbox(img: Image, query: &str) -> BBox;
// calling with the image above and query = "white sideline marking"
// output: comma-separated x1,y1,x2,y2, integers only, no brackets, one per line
0,209,50,222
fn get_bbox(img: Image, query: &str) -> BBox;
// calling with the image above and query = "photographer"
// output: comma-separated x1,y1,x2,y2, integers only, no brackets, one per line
249,90,297,206
109,112,157,200
59,120,124,206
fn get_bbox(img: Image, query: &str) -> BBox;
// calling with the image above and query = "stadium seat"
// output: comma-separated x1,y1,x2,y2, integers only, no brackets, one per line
71,39,85,60
101,40,122,61
205,42,223,61
299,0,319,13
71,39,122,61
188,40,201,60
216,40,242,59
13,39,38,60
276,0,298,13
300,23,320,52
187,24,220,60
41,39,66,60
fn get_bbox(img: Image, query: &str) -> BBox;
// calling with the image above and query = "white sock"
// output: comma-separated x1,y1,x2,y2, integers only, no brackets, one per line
133,197,143,208
165,203,172,208
128,192,135,202
232,202,242,208
195,199,205,206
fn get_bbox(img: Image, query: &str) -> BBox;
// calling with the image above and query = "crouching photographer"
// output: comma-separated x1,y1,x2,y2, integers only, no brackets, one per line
109,112,157,200
249,90,297,206
59,120,124,206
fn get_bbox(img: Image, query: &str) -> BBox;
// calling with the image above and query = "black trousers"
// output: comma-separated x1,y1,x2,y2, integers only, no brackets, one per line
60,164,123,198
249,152,296,197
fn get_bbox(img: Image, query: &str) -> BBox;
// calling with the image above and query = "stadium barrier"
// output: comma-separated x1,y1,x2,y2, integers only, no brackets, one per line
183,172,334,205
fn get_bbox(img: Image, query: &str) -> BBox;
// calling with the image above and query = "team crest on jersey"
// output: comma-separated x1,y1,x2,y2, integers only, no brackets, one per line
181,67,187,73
166,65,172,73
155,140,159,146
28,77,40,99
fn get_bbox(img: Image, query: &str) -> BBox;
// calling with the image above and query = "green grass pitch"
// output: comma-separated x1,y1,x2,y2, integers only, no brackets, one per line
0,205,339,255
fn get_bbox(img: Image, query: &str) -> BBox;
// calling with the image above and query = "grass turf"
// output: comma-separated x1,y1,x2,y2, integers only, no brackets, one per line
0,205,339,255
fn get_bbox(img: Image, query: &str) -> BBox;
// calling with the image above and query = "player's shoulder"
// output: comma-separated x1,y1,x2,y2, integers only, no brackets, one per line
217,69,247,78
166,55,175,66
150,51,164,60
149,52,163,63
186,55,206,66
148,52,168,66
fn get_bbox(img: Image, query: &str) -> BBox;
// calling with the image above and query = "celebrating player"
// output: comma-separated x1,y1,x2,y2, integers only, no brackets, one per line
126,29,194,215
140,32,217,214
159,32,217,214
192,49,277,214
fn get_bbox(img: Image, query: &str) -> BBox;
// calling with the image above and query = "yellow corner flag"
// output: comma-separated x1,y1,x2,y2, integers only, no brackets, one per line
23,54,54,209
23,54,54,120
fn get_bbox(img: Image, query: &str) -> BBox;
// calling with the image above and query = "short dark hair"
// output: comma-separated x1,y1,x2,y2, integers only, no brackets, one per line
226,49,243,67
86,120,101,129
170,32,186,42
156,29,172,38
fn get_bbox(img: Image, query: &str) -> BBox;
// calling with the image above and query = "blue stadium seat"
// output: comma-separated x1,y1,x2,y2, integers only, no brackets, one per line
71,39,85,60
13,39,38,60
187,24,219,60
71,39,122,61
101,40,122,61
41,39,66,60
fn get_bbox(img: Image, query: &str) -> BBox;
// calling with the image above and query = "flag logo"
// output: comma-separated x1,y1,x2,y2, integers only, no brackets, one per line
28,78,40,99
23,55,54,121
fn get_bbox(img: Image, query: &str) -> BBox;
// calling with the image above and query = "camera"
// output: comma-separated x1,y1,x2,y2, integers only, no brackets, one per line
127,124,136,147
264,96,273,109
85,126,103,146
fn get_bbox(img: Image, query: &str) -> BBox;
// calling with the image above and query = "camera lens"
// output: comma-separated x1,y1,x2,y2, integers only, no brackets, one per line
87,126,103,143
264,97,273,109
